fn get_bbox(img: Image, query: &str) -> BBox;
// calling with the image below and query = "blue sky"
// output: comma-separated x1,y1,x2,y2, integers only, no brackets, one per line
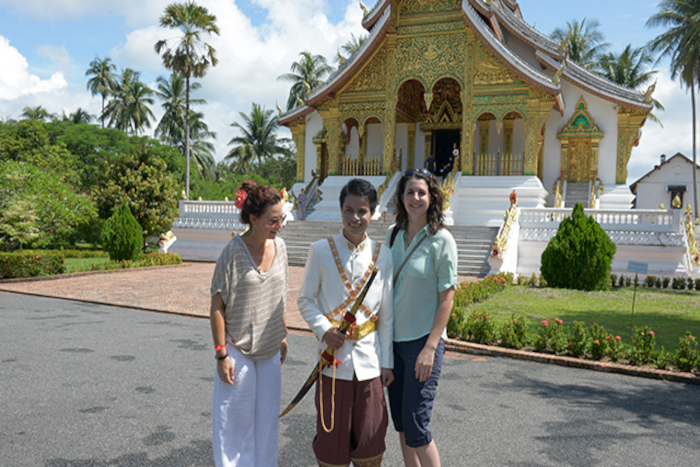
0,0,693,183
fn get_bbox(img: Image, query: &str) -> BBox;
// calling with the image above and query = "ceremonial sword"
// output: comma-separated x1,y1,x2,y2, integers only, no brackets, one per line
279,266,379,418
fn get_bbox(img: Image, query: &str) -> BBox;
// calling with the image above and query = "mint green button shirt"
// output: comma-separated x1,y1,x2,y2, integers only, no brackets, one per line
386,224,458,342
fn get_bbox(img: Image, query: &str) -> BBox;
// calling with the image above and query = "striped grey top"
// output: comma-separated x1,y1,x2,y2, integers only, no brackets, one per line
210,235,288,361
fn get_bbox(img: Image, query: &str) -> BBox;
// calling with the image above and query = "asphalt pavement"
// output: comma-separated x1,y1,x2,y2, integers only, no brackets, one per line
2,292,699,466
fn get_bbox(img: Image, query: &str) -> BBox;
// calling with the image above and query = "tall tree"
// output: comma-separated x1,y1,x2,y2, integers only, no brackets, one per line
102,68,155,135
20,106,54,122
154,72,215,180
85,57,117,128
62,108,95,124
278,51,333,110
596,44,665,124
647,0,700,220
551,18,610,70
155,0,220,200
225,103,293,173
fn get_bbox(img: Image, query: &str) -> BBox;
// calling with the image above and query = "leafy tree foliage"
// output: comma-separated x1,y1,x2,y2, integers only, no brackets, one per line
100,202,143,261
102,68,155,135
92,145,180,240
0,161,97,250
550,18,610,70
0,198,39,251
540,203,616,291
85,56,117,127
278,51,333,110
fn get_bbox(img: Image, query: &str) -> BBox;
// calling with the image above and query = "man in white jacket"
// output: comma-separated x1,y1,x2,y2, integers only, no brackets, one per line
298,178,394,467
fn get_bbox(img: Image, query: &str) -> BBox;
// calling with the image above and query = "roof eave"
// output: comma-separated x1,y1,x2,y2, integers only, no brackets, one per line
362,0,390,31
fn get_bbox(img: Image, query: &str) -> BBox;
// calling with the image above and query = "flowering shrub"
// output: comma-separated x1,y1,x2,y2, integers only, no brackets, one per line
449,273,513,334
588,322,608,360
89,252,182,271
605,334,623,361
629,326,656,365
610,273,618,288
673,332,698,372
568,321,589,358
534,318,567,354
662,277,670,288
687,278,694,290
672,277,685,290
447,307,466,339
695,278,700,291
644,275,656,287
0,250,65,278
655,346,670,370
464,310,496,344
618,275,626,288
499,314,529,350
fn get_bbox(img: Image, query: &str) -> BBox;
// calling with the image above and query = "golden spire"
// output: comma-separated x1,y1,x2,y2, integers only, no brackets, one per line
337,50,346,66
643,81,657,103
558,30,572,53
303,79,311,95
552,60,566,84
359,1,368,18
276,101,283,117
296,96,305,106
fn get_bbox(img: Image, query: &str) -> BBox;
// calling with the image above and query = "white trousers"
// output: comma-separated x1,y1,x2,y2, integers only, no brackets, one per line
212,345,282,467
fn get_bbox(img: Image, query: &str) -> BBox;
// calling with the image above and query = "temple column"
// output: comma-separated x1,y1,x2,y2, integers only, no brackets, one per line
524,102,550,176
479,120,489,175
288,120,306,182
382,35,398,174
407,123,416,169
461,42,476,175
616,108,646,184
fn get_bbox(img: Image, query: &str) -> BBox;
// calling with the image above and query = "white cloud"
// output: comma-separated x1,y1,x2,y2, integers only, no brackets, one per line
0,0,164,27
0,36,67,102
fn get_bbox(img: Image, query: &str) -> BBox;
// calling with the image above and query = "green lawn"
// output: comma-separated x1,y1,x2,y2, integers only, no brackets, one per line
464,285,700,353
64,257,111,273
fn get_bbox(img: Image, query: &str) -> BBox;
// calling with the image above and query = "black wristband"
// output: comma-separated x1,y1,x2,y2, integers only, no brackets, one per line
216,353,229,361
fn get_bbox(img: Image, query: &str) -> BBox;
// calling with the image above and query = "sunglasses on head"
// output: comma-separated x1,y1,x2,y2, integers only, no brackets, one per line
404,168,433,178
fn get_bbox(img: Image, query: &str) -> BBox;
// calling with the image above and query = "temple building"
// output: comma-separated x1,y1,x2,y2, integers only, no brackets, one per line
278,0,654,226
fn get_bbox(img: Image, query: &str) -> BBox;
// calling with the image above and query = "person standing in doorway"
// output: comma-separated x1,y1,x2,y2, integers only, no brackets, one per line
298,188,308,220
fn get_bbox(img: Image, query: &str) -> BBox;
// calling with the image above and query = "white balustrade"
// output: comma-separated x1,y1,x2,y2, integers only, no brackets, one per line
179,199,241,219
519,208,681,234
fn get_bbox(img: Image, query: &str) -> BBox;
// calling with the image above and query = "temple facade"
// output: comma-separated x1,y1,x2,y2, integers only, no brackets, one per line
279,0,654,225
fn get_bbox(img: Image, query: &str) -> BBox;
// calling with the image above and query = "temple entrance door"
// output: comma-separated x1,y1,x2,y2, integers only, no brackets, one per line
568,138,591,183
434,130,460,175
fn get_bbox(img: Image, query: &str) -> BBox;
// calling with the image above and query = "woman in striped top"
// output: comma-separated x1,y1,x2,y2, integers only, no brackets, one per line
210,180,288,467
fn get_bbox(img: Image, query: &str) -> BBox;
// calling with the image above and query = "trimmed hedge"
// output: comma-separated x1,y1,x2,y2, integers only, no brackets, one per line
0,250,65,279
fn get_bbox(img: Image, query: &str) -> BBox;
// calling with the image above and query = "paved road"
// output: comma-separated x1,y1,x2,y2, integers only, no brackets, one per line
2,292,699,466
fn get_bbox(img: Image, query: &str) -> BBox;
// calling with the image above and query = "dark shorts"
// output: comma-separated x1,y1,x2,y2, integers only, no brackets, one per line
387,335,445,448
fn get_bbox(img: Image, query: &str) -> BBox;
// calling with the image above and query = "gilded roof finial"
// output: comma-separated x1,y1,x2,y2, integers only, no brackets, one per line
672,194,682,209
643,81,657,103
484,0,494,6
303,79,311,95
558,30,572,53
296,96,305,106
552,60,566,84
359,1,368,18
276,101,283,117
337,50,346,66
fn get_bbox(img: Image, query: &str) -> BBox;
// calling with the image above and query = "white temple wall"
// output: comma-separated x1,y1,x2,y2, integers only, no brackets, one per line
366,123,383,160
304,111,323,182
502,29,541,71
415,123,426,170
488,120,505,155
635,157,699,214
513,118,526,156
395,123,408,171
345,126,360,158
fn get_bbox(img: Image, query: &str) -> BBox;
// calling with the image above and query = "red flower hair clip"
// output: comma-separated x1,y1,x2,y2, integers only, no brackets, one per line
234,189,247,209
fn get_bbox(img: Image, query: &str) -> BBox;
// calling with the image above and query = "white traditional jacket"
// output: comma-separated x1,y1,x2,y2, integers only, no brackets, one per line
298,232,393,381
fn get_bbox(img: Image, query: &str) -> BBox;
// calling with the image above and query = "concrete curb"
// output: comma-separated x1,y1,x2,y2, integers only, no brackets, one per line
445,339,700,385
0,263,190,284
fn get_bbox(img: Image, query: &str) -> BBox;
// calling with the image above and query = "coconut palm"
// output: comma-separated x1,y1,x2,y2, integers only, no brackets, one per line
647,0,700,219
596,44,665,125
85,57,117,127
155,0,220,199
225,103,293,174
62,108,95,124
278,51,333,110
551,18,610,70
102,68,155,135
335,33,368,64
20,106,54,121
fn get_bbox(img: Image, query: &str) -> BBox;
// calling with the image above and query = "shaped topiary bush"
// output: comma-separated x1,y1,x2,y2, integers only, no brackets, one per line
540,203,616,291
100,202,143,262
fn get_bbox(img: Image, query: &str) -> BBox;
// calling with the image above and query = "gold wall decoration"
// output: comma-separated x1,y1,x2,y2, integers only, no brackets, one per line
474,55,517,86
345,47,387,93
395,33,465,90
398,21,465,36
461,40,476,175
399,0,462,15
616,107,647,184
382,35,399,174
557,96,604,182
288,120,306,182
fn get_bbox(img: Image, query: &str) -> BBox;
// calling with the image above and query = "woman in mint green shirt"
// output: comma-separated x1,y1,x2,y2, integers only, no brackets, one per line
386,168,457,467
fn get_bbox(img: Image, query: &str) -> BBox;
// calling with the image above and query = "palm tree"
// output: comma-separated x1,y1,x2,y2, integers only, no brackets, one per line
336,33,368,64
225,103,293,173
596,44,665,125
551,18,611,70
647,0,700,220
102,68,155,134
155,0,220,200
85,57,117,127
154,73,215,179
278,51,333,110
20,106,54,121
62,108,95,124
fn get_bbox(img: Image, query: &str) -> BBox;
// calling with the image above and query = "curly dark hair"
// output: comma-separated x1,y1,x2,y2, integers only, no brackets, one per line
392,169,445,235
238,180,282,225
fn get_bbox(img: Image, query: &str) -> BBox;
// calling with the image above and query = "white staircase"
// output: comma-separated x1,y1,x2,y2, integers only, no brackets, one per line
279,221,498,277
565,183,590,208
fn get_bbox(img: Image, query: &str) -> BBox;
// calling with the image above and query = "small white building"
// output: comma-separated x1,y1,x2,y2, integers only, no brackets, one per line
630,153,699,214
